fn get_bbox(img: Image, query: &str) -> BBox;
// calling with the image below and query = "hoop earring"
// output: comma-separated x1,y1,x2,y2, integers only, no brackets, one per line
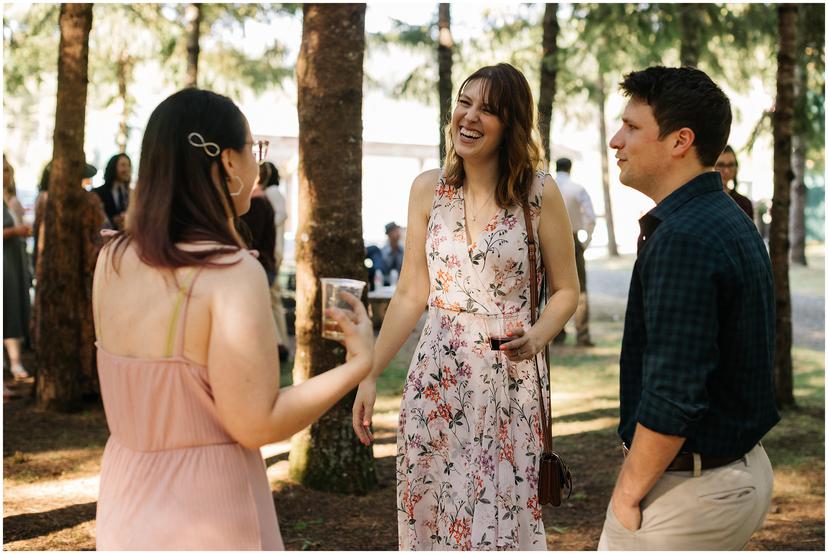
229,175,245,197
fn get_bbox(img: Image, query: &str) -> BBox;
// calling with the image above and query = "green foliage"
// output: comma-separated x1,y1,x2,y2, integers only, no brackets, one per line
369,5,546,107
794,3,825,168
87,5,170,107
557,3,668,125
366,8,441,103
464,5,542,82
200,37,294,97
154,3,295,97
4,3,297,130
742,4,824,169
3,4,60,123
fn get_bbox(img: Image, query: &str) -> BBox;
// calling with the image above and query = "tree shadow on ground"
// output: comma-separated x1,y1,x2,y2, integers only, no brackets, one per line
3,502,96,542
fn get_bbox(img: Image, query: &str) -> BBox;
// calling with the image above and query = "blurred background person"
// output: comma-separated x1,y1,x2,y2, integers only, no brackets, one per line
553,157,596,347
258,161,289,360
365,244,386,291
94,153,132,230
32,160,99,272
381,221,403,286
3,154,32,389
4,155,26,223
715,145,754,221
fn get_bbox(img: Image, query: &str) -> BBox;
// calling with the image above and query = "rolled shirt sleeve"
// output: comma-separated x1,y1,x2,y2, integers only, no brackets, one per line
636,231,722,437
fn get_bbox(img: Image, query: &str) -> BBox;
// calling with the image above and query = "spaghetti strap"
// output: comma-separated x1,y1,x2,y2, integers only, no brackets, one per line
164,267,205,358
93,243,117,346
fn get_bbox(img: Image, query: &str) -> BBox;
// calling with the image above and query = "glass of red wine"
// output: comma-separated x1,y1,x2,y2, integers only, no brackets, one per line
487,313,524,352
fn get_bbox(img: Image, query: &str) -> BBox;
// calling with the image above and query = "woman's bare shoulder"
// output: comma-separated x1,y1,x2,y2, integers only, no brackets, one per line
194,250,267,291
410,168,442,208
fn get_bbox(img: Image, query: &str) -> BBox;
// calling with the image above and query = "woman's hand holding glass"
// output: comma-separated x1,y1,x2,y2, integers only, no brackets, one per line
499,325,545,362
325,291,374,370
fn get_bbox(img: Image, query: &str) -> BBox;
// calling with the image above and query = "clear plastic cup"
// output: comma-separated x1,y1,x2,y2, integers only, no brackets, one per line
321,278,367,341
486,313,524,351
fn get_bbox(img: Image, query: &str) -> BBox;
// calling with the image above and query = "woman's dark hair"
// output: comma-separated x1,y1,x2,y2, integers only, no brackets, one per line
619,66,731,167
109,88,249,271
443,63,544,208
258,161,280,188
38,164,50,192
103,153,131,188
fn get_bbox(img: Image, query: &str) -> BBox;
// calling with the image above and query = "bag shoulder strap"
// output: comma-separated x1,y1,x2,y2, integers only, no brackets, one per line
522,203,554,456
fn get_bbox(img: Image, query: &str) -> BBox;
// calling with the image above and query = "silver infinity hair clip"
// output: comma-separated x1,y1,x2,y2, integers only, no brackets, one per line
187,132,220,157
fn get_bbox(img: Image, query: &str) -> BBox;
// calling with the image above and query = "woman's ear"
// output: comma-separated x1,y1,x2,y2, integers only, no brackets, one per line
220,148,234,177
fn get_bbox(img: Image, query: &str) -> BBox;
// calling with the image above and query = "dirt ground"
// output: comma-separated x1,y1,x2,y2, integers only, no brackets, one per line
4,339,824,551
4,252,824,550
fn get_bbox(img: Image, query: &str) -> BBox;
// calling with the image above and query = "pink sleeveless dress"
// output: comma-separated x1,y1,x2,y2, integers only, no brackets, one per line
95,269,284,550
396,171,549,550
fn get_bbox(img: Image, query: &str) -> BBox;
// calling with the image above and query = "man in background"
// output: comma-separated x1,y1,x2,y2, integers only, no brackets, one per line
553,157,596,347
381,221,404,286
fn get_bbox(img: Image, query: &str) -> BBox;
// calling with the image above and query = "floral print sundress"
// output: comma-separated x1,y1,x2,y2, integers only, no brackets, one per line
396,170,549,550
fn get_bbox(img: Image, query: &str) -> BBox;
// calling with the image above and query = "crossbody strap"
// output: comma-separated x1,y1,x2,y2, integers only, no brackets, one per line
522,203,554,456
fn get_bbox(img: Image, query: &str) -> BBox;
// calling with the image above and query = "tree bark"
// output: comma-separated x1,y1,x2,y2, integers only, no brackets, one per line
185,3,201,88
769,4,797,408
789,52,808,266
679,3,704,67
288,3,377,494
115,51,131,153
597,72,619,257
35,3,104,411
437,3,453,165
537,3,559,164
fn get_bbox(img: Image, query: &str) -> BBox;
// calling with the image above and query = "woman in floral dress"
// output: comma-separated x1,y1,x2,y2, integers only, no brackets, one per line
353,63,579,550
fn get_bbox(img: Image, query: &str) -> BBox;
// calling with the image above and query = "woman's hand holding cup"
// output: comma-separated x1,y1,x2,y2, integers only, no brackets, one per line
325,291,374,374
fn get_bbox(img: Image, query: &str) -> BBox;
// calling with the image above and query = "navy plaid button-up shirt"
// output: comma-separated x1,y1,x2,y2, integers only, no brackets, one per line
619,171,780,457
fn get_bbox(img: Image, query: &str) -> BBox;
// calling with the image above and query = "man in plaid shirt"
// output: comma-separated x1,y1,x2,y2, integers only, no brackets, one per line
599,66,780,550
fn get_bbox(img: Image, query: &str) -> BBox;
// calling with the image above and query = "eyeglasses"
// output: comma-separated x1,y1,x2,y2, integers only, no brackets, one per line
251,140,269,163
715,162,737,169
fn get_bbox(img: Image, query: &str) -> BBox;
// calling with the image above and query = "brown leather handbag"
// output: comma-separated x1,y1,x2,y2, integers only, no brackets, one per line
523,203,573,507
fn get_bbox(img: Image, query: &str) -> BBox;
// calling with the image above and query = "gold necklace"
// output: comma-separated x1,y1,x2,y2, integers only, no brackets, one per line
466,189,495,223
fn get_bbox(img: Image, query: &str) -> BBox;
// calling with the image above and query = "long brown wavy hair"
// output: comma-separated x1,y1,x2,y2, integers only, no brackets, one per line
443,63,545,208
108,88,248,272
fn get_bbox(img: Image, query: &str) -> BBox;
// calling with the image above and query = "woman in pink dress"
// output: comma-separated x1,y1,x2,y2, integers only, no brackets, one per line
352,64,580,550
93,88,374,550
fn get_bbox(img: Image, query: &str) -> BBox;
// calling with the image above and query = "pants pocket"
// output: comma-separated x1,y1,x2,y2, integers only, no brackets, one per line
698,485,756,504
607,501,642,535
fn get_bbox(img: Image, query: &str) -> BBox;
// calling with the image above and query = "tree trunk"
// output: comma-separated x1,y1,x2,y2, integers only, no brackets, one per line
185,3,201,88
537,3,559,164
115,52,131,153
437,3,453,165
789,52,808,266
35,3,104,411
597,72,619,257
769,4,797,408
288,3,377,494
679,3,703,67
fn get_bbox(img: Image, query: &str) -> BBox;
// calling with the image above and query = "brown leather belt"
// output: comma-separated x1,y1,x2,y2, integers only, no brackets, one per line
621,442,744,472
665,452,742,472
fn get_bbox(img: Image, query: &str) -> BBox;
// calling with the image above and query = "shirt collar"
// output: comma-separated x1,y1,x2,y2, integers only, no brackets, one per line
648,171,723,222
637,171,722,253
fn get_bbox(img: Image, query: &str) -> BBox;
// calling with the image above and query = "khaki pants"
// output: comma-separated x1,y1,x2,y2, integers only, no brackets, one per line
598,444,773,550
